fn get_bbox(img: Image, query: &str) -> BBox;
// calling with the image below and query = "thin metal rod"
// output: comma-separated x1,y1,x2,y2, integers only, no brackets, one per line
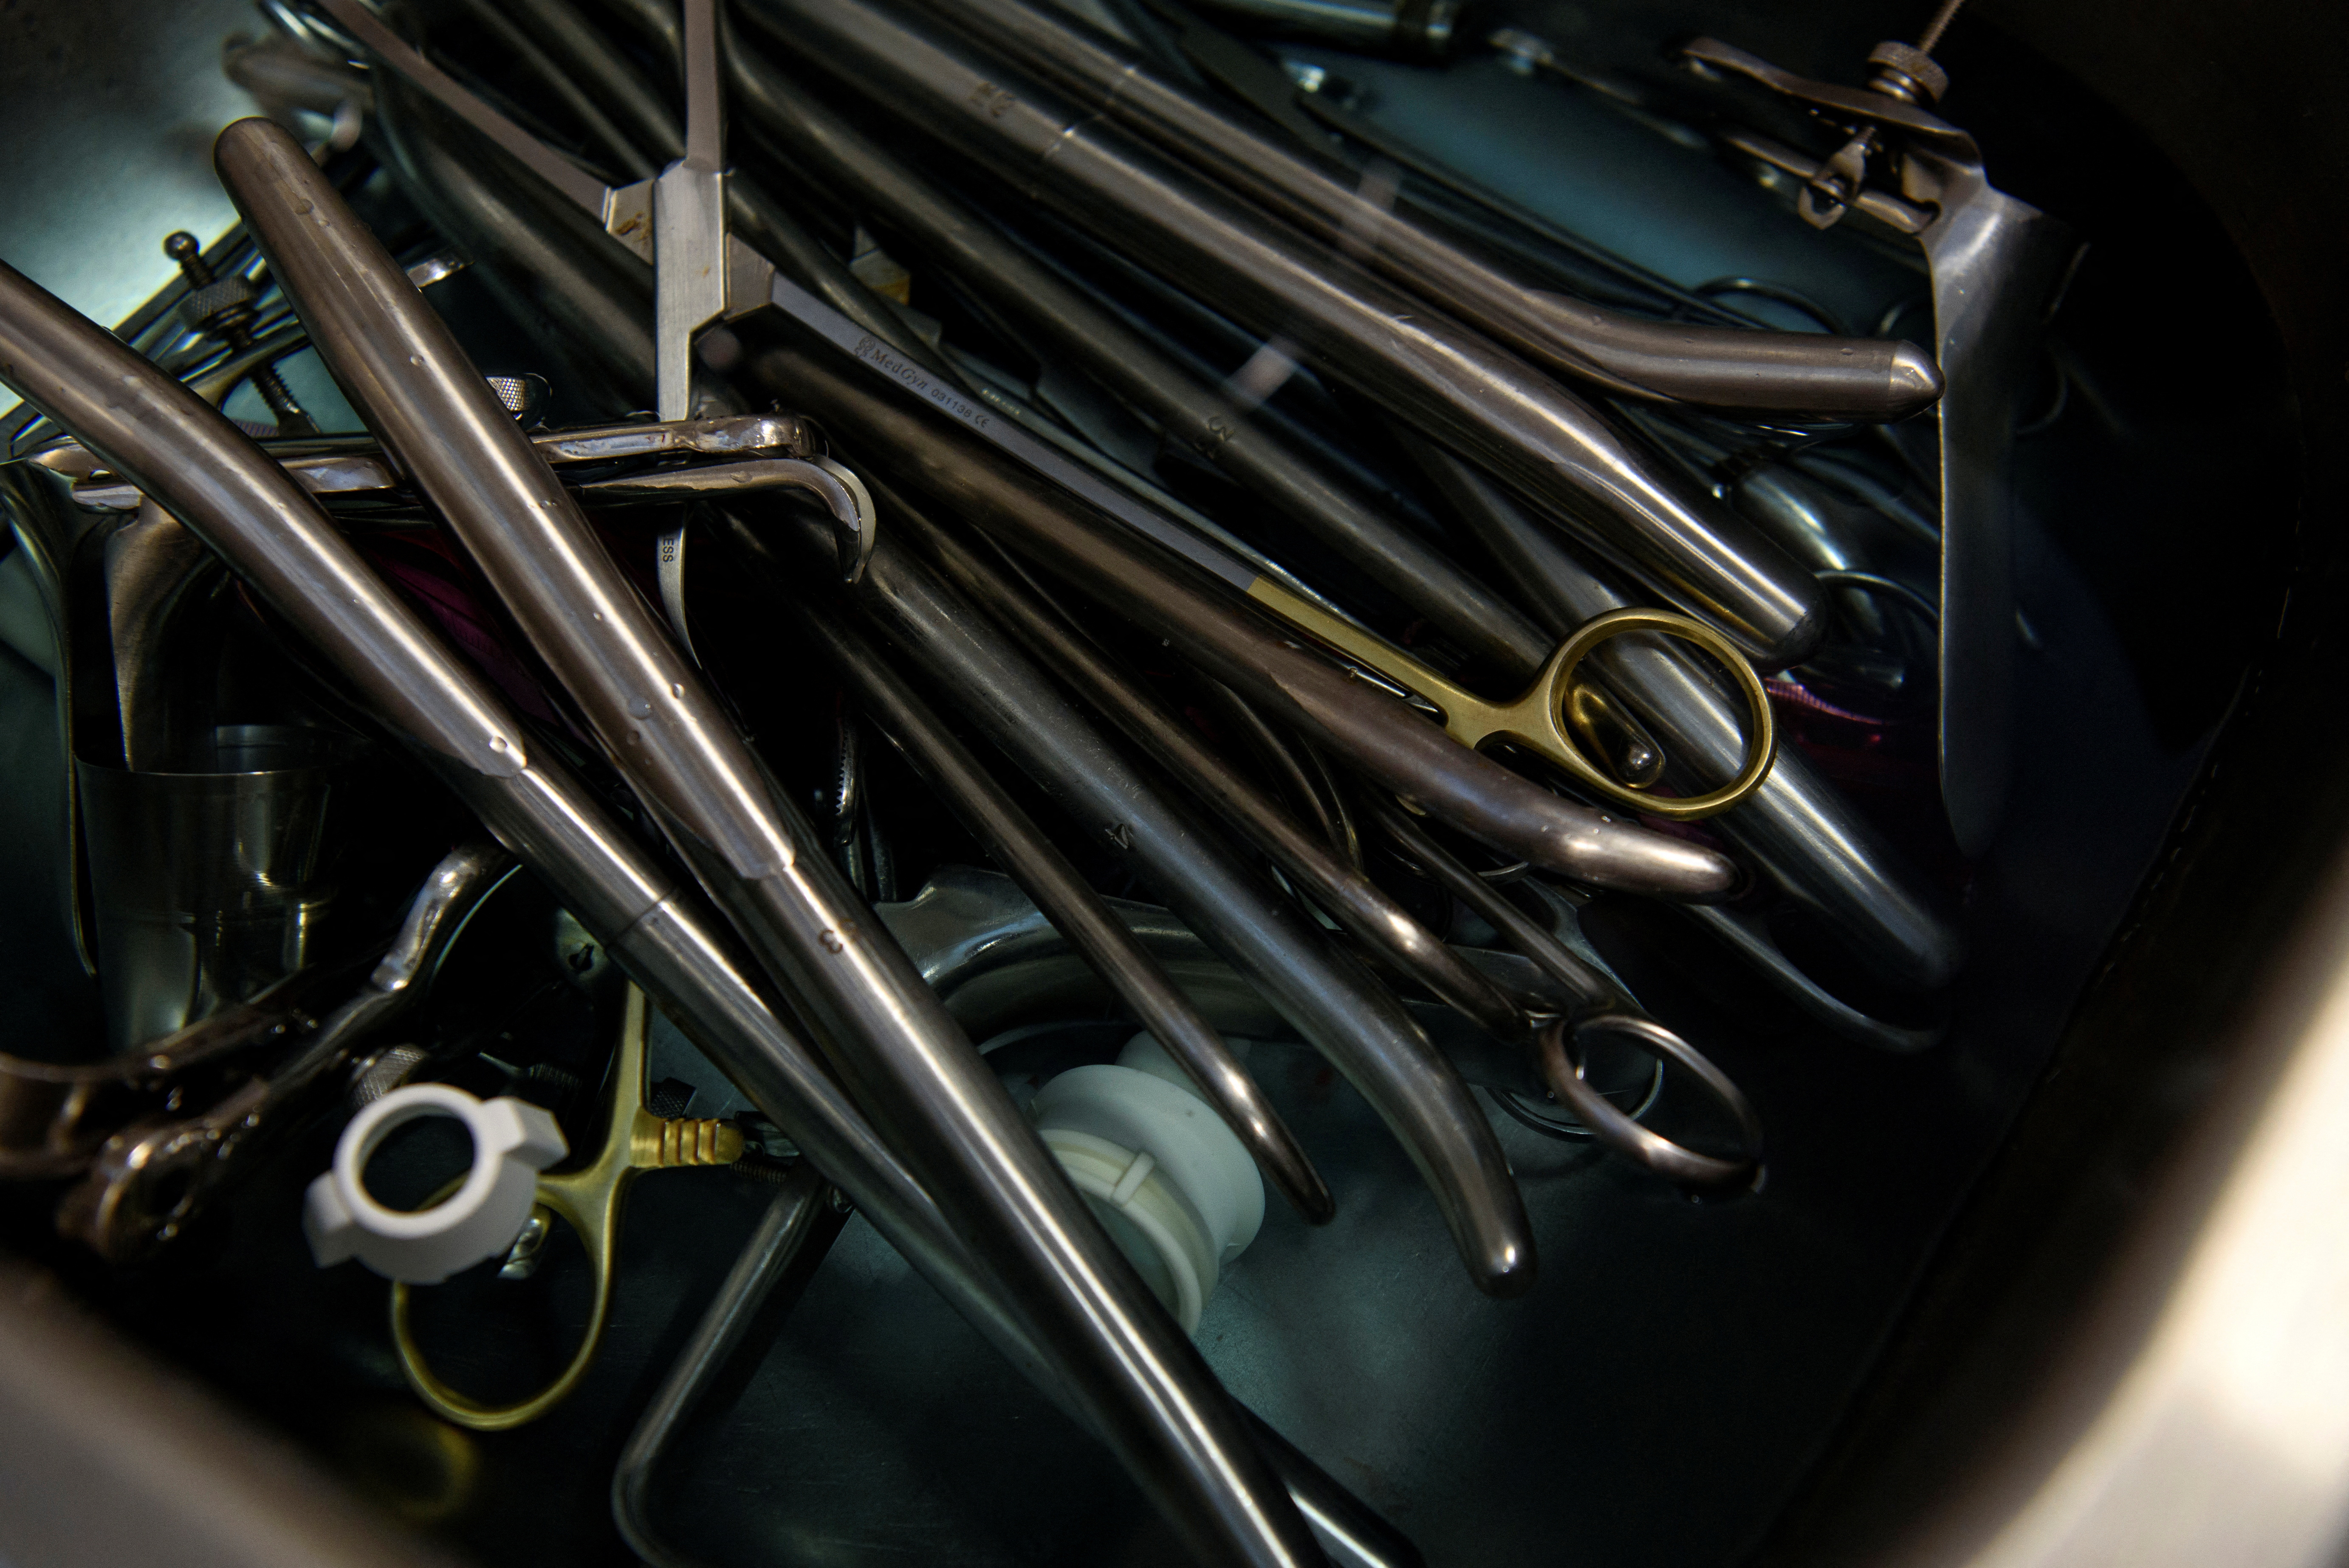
1916,0,1967,53
788,588,1336,1223
0,252,1415,1568
214,118,1318,1568
898,505,1530,1043
612,1165,833,1568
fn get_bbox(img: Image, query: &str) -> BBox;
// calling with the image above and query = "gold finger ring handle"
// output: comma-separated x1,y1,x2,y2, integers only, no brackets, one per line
389,1187,621,1433
1539,609,1777,821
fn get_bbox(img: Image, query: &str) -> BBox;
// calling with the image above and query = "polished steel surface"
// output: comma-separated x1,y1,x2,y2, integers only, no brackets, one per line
903,508,1532,1043
786,584,1334,1222
0,241,1389,1560
887,0,1942,421
748,336,1742,902
1678,35,2076,855
213,118,1322,1568
57,840,517,1264
718,24,1553,679
740,0,1829,670
611,1164,836,1568
76,725,356,1053
1366,792,1764,1188
733,492,1531,1293
1401,433,1963,1000
101,500,217,770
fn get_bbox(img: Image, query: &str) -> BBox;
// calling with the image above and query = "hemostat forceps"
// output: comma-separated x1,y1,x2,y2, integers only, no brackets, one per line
313,0,873,652
390,984,746,1430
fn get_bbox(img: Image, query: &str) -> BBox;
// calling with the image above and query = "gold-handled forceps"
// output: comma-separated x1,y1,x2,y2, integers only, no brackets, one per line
390,984,743,1430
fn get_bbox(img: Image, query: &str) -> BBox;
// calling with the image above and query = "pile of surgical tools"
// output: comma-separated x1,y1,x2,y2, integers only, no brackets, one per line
0,0,2075,1559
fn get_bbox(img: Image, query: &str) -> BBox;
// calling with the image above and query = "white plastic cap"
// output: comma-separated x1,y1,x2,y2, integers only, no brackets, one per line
303,1083,567,1284
1028,1032,1267,1333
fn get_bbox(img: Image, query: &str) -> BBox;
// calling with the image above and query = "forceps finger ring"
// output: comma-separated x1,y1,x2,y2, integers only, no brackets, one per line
389,986,744,1431
1260,592,1778,820
1536,1014,1765,1190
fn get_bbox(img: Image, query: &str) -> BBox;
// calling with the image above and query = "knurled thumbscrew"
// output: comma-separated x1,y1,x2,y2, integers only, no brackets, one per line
164,231,315,436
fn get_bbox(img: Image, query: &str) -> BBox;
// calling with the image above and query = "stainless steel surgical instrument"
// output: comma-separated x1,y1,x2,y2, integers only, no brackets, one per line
736,0,1830,670
1680,23,2078,855
745,333,1744,899
1397,433,1961,1035
1364,795,1764,1190
0,251,1398,1565
727,494,1533,1293
899,508,1532,1044
878,0,1944,423
307,0,1753,882
214,115,1324,1568
784,587,1335,1223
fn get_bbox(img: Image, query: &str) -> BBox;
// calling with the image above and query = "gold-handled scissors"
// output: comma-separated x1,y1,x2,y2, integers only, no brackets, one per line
390,984,743,1430
322,0,1773,822
1254,583,1777,820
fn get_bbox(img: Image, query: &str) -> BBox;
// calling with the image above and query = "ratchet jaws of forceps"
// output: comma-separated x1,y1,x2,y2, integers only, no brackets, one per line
390,984,746,1431
311,0,874,654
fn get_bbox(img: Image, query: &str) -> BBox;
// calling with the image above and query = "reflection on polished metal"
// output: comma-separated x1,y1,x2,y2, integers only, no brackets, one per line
717,22,1554,680
883,0,1943,422
902,510,1530,1043
1399,434,1964,1005
66,413,821,512
1262,594,1777,821
391,985,746,1430
748,337,1742,904
612,1165,837,1568
58,842,518,1264
1538,1015,1765,1190
76,725,358,1054
786,588,1334,1223
0,251,1392,1560
102,501,217,770
0,962,368,1182
213,119,1321,1566
579,456,878,583
1365,793,1764,1188
1680,34,2077,855
1190,0,1458,56
731,496,1528,1292
740,0,1827,669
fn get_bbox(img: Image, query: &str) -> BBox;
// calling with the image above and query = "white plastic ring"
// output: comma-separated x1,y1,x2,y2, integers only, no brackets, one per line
303,1083,567,1284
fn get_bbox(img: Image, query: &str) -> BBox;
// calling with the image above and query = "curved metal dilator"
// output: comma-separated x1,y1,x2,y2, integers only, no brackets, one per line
390,983,744,1431
311,0,876,659
1264,592,1779,821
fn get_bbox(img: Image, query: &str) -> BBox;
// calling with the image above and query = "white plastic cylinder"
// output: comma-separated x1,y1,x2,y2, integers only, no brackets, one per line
303,1083,567,1284
1028,1032,1266,1333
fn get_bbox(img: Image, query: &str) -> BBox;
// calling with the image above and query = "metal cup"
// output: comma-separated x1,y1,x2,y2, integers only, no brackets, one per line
75,724,360,1052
